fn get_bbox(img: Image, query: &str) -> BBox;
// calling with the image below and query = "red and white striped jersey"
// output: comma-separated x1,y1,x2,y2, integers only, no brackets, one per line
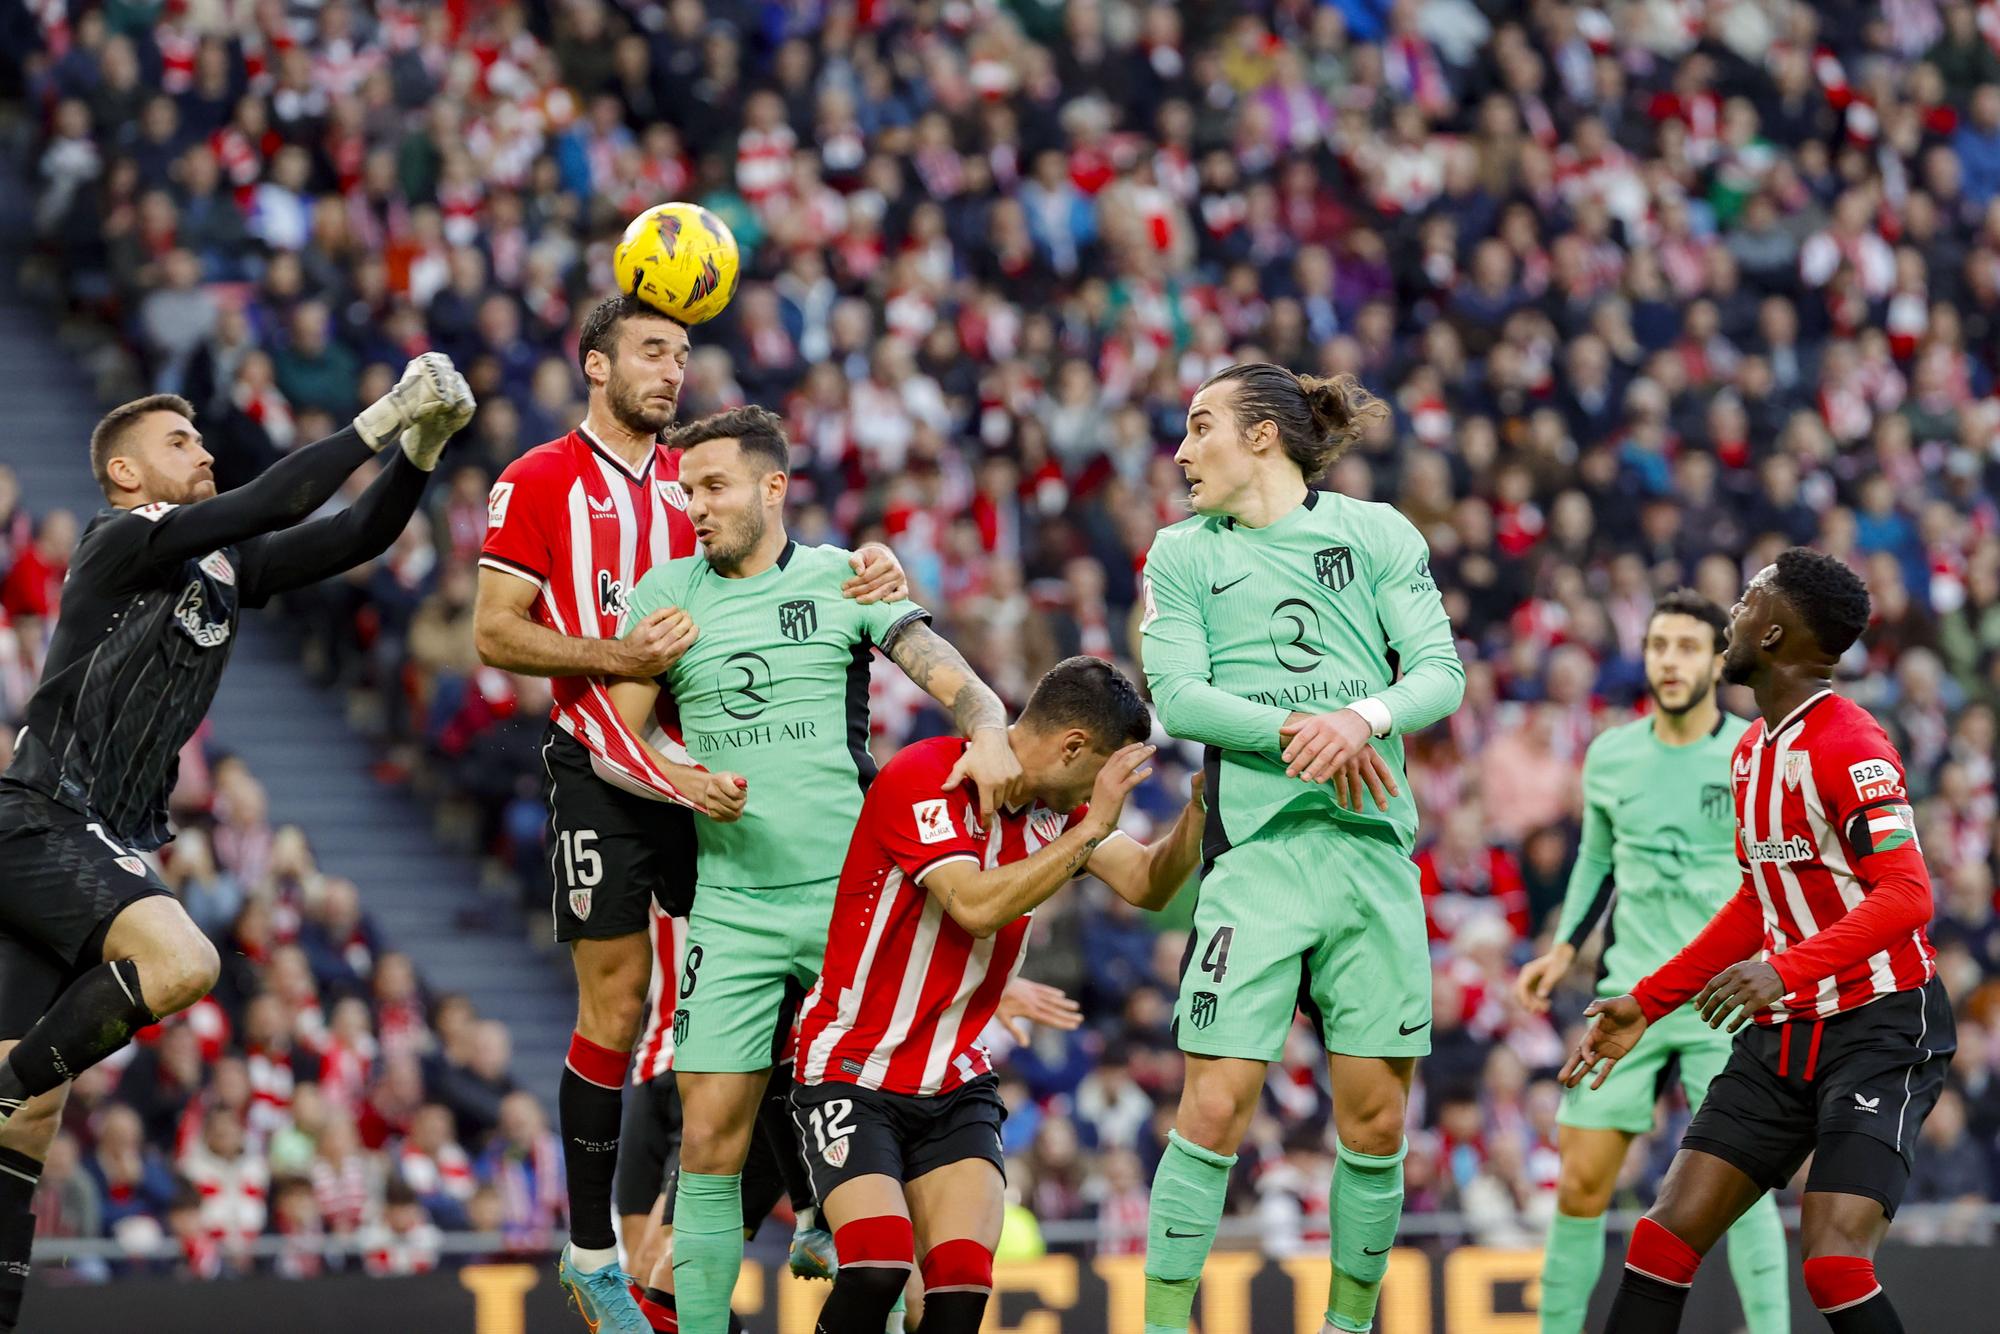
1733,691,1935,1022
479,427,698,804
632,904,688,1085
796,737,1101,1096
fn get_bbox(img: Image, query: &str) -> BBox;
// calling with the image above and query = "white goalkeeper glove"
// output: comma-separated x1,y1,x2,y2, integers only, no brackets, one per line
353,352,467,454
397,360,475,471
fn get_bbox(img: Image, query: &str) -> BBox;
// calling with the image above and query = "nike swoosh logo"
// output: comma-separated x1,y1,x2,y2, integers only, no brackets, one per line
1209,574,1251,595
1363,1244,1391,1256
1398,1019,1431,1036
1164,1228,1207,1238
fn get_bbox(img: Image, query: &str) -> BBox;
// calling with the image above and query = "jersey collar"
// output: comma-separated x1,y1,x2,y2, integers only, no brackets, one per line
576,422,656,484
1760,688,1833,746
1223,486,1320,530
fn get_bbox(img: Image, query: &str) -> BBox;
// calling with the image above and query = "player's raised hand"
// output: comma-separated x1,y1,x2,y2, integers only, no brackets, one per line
354,352,470,452
1084,743,1157,836
1559,995,1648,1090
947,726,1026,825
692,770,748,822
1514,942,1576,1015
615,607,698,678
996,977,1082,1043
398,358,476,471
1693,960,1784,1033
842,543,910,605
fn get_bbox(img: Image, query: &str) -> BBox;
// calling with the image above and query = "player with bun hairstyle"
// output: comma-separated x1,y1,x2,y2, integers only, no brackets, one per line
1137,363,1463,1334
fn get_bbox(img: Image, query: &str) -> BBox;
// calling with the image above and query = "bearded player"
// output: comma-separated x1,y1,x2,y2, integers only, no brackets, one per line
793,657,1205,1334
604,406,1021,1334
1564,549,1951,1334
0,359,472,1330
1516,591,1787,1333
473,295,908,1332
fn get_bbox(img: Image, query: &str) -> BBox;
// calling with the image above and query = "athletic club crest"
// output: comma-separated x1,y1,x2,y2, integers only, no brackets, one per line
823,1135,850,1169
658,480,688,511
198,550,235,585
1027,808,1067,845
1784,753,1809,792
115,855,147,878
569,885,592,920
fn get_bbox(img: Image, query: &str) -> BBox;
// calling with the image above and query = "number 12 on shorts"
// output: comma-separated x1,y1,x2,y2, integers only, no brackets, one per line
807,1098,857,1166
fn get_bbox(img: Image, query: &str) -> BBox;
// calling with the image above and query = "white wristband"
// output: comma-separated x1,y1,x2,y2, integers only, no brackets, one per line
1344,698,1393,739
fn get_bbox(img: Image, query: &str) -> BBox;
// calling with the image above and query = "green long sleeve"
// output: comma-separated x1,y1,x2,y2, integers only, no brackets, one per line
1139,539,1292,754
1367,519,1465,736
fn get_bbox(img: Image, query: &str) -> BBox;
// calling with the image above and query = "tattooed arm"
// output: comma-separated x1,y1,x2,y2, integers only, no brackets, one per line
884,621,1021,819
921,743,1157,937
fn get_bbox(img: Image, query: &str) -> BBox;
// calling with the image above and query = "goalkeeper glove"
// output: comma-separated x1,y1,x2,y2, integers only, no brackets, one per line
398,360,476,471
353,352,465,453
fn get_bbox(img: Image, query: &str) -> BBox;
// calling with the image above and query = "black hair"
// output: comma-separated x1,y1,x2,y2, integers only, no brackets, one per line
664,405,790,475
1648,589,1730,653
1770,547,1872,657
576,293,682,377
1196,363,1390,481
1018,656,1152,751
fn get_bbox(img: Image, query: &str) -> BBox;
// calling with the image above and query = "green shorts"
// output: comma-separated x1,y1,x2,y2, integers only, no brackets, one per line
1558,1004,1734,1134
673,879,835,1073
1173,813,1430,1062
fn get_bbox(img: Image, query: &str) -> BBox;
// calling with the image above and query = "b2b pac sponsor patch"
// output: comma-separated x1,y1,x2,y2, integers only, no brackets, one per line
1848,757,1904,803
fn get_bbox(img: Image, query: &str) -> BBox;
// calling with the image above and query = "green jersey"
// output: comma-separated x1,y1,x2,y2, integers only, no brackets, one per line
1555,713,1752,995
1139,488,1463,851
623,540,927,889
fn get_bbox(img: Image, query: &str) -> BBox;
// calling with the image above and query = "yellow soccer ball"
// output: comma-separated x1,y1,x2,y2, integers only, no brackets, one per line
612,202,741,326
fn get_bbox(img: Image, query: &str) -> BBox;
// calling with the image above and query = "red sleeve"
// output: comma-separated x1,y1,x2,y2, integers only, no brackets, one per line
1631,886,1766,1021
1764,725,1934,991
871,742,984,884
479,454,559,585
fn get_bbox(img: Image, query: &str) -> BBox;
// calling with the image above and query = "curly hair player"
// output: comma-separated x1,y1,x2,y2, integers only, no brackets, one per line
1563,549,1952,1334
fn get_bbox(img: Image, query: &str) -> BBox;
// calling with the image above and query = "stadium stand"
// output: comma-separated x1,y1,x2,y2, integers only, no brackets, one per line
5,0,2000,1292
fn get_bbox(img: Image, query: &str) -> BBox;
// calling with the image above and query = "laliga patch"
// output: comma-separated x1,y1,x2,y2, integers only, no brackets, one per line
913,799,956,845
822,1134,851,1169
1138,575,1159,630
1848,757,1903,803
487,481,514,528
132,501,179,521
198,550,235,586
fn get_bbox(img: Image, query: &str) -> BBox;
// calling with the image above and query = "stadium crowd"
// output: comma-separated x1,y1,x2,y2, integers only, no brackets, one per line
9,0,2000,1271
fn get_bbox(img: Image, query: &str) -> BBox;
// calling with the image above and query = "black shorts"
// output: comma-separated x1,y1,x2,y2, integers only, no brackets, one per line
540,726,696,942
790,1075,1006,1206
0,786,174,1038
1681,977,1956,1218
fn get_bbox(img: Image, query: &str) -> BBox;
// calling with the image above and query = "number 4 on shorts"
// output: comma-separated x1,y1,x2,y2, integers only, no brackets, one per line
1199,926,1233,983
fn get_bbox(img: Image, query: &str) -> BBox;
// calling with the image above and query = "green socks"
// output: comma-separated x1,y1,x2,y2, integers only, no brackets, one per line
671,1171,744,1333
1327,1139,1406,1333
1538,1211,1608,1333
1724,1193,1790,1334
1143,1130,1236,1334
